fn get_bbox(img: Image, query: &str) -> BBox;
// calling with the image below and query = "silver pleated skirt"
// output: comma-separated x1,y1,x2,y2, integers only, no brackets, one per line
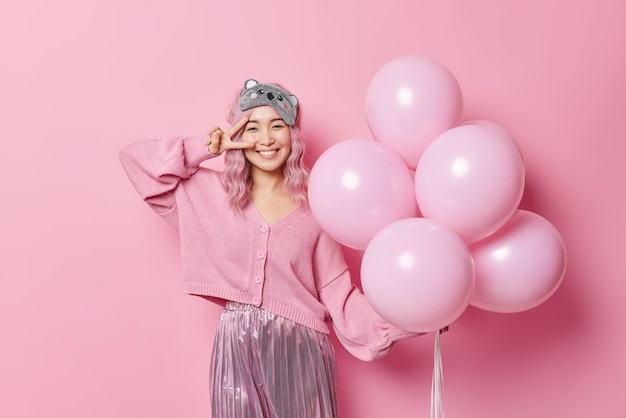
210,301,338,418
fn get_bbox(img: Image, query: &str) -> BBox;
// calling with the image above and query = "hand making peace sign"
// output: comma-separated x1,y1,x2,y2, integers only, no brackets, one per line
205,116,254,155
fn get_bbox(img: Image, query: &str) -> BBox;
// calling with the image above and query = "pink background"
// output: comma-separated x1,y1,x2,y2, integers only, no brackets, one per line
1,0,625,417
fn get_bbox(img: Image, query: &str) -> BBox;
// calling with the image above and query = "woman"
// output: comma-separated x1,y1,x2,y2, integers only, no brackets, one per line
120,79,419,418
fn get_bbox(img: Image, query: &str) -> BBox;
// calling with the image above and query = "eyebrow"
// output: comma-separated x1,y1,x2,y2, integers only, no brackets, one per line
246,118,285,124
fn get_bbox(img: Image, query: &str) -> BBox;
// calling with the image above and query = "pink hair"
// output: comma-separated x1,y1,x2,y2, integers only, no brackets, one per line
222,84,309,211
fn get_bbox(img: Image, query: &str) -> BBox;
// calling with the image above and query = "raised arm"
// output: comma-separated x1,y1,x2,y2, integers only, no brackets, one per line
119,135,211,219
119,118,253,222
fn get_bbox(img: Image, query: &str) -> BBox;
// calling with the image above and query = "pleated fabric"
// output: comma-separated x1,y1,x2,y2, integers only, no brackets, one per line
210,302,338,418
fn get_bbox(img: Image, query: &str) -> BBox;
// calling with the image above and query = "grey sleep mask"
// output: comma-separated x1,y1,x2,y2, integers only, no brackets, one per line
238,79,299,126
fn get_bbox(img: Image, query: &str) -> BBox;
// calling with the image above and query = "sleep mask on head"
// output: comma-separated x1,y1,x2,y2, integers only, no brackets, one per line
238,79,299,126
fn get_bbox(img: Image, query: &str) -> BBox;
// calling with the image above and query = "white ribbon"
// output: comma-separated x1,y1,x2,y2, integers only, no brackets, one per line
430,328,445,418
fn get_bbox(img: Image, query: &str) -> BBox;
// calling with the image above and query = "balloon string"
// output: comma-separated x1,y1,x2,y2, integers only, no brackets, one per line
430,327,446,418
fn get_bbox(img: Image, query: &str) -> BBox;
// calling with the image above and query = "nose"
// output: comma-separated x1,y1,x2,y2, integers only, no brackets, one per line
258,128,274,145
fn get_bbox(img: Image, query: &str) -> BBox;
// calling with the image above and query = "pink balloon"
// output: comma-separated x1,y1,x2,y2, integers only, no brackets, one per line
470,210,567,313
361,218,475,333
414,124,525,244
308,139,419,250
366,55,463,170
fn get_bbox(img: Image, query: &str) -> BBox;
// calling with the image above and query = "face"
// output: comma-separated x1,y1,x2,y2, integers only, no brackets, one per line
241,106,292,175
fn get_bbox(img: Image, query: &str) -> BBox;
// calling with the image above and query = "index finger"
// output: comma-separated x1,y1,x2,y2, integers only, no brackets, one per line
227,116,249,138
229,141,257,150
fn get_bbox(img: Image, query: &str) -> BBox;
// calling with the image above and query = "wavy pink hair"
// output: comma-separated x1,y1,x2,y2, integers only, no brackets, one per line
222,83,309,211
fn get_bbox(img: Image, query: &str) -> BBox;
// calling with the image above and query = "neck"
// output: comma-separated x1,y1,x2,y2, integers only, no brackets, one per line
250,168,285,194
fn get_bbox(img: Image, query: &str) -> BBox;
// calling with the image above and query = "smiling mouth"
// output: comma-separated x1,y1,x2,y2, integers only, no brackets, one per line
258,150,278,157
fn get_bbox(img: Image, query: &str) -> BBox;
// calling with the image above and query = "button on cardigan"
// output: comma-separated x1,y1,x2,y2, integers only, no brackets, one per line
119,135,418,361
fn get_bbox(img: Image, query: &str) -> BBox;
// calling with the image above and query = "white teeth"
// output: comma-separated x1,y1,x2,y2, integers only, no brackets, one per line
259,150,277,156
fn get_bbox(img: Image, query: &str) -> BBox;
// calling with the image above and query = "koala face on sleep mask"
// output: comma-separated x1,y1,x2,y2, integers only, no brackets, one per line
238,79,299,126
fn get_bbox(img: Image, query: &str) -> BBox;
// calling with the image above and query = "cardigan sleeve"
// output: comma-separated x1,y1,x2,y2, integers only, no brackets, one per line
316,233,423,361
119,135,214,226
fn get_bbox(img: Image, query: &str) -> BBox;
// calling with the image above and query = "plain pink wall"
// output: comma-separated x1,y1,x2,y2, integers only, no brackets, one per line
1,0,625,417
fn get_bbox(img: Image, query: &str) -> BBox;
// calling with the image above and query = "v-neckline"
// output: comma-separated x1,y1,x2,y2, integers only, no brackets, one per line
244,200,306,228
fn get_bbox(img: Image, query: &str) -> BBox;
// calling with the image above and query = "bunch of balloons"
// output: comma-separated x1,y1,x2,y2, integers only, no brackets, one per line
308,55,567,333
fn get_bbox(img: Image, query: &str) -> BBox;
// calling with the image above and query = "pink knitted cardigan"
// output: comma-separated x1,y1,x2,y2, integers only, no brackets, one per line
119,135,417,361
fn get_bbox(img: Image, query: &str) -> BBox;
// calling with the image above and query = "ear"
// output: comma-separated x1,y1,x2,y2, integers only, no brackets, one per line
288,94,298,108
244,79,259,89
